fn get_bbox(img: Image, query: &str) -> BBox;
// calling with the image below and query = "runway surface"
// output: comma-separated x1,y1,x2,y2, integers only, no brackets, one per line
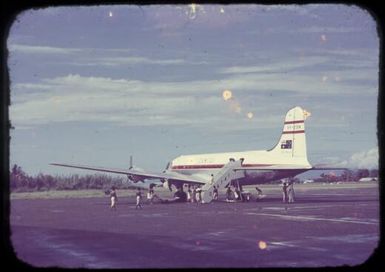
10,182,380,268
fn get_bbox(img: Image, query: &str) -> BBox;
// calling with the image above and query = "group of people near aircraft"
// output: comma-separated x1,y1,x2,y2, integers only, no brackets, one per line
108,178,297,210
224,185,263,202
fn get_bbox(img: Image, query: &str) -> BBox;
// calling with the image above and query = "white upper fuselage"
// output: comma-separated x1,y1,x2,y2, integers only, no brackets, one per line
171,150,311,172
167,149,312,185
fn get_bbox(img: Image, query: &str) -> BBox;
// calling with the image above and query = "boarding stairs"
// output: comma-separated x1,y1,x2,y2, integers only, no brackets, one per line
201,159,245,203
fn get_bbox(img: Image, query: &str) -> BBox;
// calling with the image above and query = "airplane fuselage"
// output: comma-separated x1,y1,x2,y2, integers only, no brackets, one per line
167,149,312,185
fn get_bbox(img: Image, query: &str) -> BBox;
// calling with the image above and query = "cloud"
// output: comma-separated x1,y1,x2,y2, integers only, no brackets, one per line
10,74,225,127
10,46,378,130
8,44,82,54
220,56,328,74
337,148,379,169
10,73,307,131
217,49,378,97
71,56,187,67
8,43,195,67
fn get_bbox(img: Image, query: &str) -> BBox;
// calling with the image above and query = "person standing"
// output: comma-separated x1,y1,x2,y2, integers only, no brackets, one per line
234,187,240,201
191,186,197,203
196,187,202,203
255,186,262,201
213,185,218,201
136,188,143,209
187,185,192,202
147,186,154,204
282,181,288,203
147,186,152,204
288,180,295,203
226,186,232,202
110,186,118,211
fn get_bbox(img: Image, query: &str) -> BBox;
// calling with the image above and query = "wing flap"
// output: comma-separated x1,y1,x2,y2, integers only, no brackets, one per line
311,164,348,170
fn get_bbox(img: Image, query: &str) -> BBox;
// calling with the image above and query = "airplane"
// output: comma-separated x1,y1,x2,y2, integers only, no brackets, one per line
51,106,337,192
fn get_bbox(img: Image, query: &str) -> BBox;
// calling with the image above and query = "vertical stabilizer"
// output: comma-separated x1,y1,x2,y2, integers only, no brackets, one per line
270,106,310,162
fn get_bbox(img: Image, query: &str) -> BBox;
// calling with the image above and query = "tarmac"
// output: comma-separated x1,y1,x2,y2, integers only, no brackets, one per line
10,182,380,268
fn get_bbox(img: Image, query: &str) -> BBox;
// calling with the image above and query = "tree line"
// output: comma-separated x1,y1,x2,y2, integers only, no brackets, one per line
313,168,378,183
10,164,134,192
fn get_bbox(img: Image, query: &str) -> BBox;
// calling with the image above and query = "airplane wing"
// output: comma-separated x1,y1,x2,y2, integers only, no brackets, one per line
50,163,205,185
310,164,349,170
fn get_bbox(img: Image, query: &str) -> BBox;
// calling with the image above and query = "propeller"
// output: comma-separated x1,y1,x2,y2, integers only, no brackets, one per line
129,155,133,170
126,155,133,183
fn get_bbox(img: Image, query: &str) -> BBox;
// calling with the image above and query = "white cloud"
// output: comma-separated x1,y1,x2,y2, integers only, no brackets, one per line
10,73,302,131
10,53,378,130
217,51,378,97
220,56,328,74
7,43,194,67
337,148,379,169
7,43,142,57
8,44,82,54
10,74,226,127
71,56,187,67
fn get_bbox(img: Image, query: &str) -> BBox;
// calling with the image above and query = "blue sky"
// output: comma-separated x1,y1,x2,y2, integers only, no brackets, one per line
8,4,379,176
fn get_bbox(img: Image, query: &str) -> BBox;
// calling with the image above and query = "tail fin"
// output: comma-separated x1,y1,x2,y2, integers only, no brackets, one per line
270,106,311,162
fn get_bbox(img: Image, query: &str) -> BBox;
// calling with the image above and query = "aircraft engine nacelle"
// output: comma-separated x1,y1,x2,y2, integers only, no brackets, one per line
127,174,144,183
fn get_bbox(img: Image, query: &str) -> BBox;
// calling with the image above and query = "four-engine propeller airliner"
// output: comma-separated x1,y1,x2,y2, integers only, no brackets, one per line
51,106,331,190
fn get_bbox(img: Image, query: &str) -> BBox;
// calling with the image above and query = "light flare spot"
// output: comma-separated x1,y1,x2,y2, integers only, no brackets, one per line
220,7,225,13
247,112,253,119
188,3,198,19
190,3,197,13
303,110,311,120
321,34,327,42
222,89,232,101
258,240,267,250
109,11,113,17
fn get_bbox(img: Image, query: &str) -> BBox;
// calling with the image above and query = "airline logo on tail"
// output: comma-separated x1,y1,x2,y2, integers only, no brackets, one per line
281,140,292,149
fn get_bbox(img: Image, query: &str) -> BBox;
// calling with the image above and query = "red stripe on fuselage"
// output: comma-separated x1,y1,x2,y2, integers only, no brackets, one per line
284,120,304,124
171,163,273,170
282,130,305,134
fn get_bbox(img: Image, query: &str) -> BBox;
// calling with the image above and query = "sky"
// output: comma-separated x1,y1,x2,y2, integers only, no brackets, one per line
8,4,379,176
